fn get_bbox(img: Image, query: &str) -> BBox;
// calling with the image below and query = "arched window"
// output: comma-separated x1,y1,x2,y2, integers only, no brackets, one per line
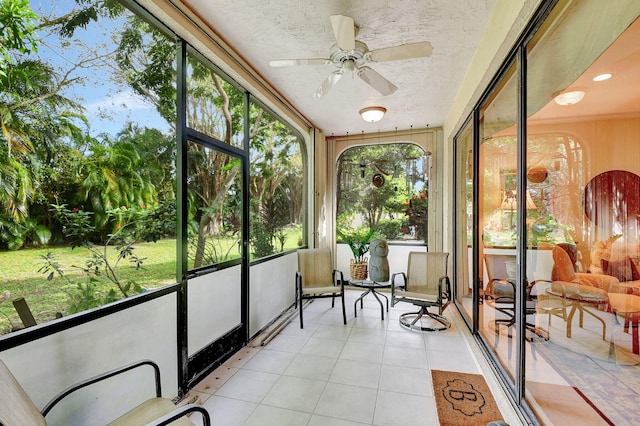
336,143,429,244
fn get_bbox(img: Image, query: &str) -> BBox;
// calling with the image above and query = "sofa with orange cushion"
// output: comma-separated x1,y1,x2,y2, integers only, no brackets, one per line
552,244,620,295
588,237,640,293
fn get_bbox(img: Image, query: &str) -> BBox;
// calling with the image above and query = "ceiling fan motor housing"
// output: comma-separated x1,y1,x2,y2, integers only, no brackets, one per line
329,40,370,69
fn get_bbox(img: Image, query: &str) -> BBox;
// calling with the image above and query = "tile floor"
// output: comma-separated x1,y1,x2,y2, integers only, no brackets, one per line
185,290,506,426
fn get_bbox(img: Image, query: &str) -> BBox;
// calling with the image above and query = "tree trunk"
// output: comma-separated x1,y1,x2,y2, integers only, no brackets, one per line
193,214,211,268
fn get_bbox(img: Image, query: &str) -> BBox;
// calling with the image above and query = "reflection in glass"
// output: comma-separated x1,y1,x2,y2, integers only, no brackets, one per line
524,6,640,425
455,121,474,319
479,61,518,381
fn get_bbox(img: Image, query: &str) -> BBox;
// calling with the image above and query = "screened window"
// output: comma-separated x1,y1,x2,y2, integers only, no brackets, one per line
336,144,429,243
186,142,242,269
0,1,177,333
249,101,305,259
186,54,245,148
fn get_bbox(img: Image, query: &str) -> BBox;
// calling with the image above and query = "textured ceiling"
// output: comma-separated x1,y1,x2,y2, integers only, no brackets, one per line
181,0,497,136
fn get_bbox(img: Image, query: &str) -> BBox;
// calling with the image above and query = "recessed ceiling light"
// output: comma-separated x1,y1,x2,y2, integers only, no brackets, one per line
593,73,613,82
554,90,585,106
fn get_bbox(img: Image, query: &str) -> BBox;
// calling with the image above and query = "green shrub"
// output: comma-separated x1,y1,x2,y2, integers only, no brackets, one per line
376,219,403,240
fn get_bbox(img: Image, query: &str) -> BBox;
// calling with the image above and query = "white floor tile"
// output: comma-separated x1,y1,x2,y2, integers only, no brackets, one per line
329,358,381,389
300,310,328,325
192,395,256,426
307,414,370,425
314,324,352,341
347,326,387,345
424,335,470,353
263,333,309,353
283,353,337,381
358,305,389,319
280,320,318,337
187,289,519,426
300,337,346,358
214,369,279,403
351,315,389,330
242,348,296,374
426,348,479,374
423,328,468,350
315,382,378,424
243,404,311,426
386,317,407,332
382,345,429,370
386,329,426,349
339,340,385,363
321,311,351,326
378,364,433,397
262,375,326,412
373,390,438,426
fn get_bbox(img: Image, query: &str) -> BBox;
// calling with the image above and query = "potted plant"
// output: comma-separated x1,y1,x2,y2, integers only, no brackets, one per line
337,227,376,280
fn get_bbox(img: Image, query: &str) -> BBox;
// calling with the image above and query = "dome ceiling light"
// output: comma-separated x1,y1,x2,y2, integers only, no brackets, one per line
359,106,387,122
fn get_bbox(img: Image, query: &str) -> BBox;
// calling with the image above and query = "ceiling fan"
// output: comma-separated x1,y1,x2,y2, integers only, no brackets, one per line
268,15,432,98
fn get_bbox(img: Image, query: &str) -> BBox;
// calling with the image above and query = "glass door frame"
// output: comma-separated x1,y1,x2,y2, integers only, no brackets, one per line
451,1,560,421
176,41,251,393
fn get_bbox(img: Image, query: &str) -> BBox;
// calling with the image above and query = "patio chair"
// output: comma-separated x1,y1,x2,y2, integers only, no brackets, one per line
296,248,346,328
391,251,451,331
484,254,549,341
0,358,210,426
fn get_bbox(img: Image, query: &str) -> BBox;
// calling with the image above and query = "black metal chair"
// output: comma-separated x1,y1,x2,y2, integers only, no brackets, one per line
0,358,210,425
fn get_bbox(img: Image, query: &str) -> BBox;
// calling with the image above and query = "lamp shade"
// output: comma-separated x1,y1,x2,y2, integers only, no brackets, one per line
359,106,386,122
500,190,537,211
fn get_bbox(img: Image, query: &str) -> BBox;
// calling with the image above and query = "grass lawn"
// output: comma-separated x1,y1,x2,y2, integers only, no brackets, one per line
0,239,177,334
0,228,302,335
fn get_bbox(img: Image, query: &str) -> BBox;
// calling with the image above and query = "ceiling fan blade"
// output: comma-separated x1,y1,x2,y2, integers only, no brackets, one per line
369,41,433,62
313,70,343,98
330,15,355,51
358,67,398,96
269,58,331,67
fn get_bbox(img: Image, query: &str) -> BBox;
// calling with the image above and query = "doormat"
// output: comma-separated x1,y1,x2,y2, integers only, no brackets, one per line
431,370,503,426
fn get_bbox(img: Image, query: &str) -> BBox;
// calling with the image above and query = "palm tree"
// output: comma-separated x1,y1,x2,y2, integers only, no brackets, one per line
79,137,157,230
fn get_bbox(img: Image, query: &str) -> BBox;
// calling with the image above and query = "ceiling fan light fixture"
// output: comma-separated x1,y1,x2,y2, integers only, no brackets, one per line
270,15,431,98
554,90,585,106
359,106,386,122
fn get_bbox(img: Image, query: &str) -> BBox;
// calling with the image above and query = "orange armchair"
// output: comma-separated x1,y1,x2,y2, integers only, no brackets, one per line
550,244,611,340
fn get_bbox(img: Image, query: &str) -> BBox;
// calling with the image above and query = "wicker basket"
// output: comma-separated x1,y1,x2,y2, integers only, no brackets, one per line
350,260,368,281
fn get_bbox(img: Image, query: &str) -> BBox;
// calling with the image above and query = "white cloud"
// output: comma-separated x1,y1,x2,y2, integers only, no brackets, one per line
82,90,171,136
84,89,154,113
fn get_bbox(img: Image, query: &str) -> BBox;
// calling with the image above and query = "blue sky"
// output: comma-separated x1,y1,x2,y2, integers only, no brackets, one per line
30,0,172,137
